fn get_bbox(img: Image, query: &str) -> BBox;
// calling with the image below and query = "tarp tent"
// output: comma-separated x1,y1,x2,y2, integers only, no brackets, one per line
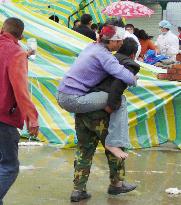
12,0,118,27
0,2,181,149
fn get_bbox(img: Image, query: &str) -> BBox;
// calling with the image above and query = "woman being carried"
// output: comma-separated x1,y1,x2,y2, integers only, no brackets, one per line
57,25,137,159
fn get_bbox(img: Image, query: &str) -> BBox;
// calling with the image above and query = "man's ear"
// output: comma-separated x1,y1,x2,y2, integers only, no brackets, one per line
89,21,92,27
19,34,24,40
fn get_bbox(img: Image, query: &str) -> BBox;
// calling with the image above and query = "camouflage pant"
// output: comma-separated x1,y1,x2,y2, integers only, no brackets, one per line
74,110,125,191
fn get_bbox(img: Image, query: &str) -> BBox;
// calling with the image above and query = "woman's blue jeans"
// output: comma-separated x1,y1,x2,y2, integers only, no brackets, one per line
57,91,130,148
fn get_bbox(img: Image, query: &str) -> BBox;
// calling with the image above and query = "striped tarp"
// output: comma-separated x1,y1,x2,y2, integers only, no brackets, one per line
0,2,181,149
12,0,118,27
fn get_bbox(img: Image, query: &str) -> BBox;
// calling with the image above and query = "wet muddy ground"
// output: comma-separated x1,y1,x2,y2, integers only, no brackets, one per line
4,144,181,205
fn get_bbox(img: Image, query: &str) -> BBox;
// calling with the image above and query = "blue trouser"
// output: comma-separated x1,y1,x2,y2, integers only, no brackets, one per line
0,122,20,205
57,91,130,148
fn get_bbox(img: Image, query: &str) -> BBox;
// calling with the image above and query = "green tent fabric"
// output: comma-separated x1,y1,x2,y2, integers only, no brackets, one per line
12,0,119,27
0,2,181,149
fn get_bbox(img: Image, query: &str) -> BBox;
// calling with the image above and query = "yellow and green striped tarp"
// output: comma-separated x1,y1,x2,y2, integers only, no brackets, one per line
0,2,181,149
12,0,119,27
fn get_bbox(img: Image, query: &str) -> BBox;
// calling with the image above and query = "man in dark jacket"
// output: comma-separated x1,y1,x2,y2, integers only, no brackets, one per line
70,37,139,202
74,14,96,41
90,37,140,160
92,37,140,110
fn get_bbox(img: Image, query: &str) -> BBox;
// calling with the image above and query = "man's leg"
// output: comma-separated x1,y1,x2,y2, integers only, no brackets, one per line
71,114,99,202
0,122,20,205
93,116,126,188
93,113,136,195
106,150,136,195
82,111,125,186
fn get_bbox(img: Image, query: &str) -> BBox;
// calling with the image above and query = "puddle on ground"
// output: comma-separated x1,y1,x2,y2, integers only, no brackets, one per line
4,144,181,205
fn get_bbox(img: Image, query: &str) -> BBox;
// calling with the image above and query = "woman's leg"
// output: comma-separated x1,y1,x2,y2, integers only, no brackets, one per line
58,92,129,159
58,91,108,113
105,96,130,159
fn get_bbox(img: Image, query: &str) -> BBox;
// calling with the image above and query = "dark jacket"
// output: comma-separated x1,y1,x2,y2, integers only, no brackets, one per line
74,24,96,41
91,54,140,110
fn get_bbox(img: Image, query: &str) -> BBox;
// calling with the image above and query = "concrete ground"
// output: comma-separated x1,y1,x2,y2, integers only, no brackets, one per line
4,143,181,205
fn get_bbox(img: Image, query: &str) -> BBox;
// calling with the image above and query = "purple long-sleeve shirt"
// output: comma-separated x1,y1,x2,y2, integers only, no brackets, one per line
58,43,135,95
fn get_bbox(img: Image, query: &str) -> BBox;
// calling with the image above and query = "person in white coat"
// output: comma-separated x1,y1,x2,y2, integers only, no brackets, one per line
156,20,179,61
125,24,141,59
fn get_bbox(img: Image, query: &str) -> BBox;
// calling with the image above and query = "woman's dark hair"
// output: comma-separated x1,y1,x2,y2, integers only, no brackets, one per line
138,29,150,40
178,27,181,31
104,18,125,28
118,37,138,56
133,28,140,38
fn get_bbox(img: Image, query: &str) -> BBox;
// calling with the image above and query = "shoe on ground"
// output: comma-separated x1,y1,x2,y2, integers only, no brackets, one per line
108,182,137,195
70,190,91,202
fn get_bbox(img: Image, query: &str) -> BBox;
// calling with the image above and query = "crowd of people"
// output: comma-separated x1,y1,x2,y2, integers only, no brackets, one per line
0,12,180,205
72,14,180,63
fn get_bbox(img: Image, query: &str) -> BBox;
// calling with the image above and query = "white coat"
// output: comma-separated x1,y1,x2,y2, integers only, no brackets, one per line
156,30,179,61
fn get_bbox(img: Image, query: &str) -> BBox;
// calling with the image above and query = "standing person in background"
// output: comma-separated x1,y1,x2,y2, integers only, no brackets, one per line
156,20,179,61
137,29,156,59
0,17,39,205
124,24,141,59
178,26,181,50
125,24,135,34
72,19,80,30
74,14,96,41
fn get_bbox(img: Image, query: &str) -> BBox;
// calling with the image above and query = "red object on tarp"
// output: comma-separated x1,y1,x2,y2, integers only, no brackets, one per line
157,64,181,81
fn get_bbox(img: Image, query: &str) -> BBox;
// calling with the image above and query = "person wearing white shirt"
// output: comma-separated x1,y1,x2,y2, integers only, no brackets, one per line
125,24,141,59
156,20,179,61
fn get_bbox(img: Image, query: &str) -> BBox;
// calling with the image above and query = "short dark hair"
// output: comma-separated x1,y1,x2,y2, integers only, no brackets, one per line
104,18,125,28
125,24,134,29
118,37,138,56
91,23,98,30
49,15,59,23
80,14,92,25
178,27,181,31
73,19,80,26
3,17,24,39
